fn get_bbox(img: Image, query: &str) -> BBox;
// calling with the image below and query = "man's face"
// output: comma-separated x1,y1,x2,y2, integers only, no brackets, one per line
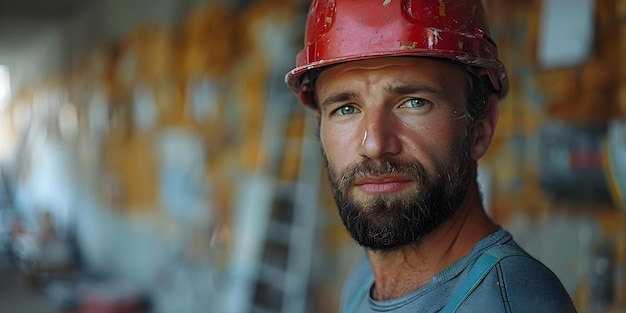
315,57,475,251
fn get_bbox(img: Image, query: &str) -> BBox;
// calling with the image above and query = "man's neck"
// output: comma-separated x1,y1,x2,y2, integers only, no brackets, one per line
366,182,498,301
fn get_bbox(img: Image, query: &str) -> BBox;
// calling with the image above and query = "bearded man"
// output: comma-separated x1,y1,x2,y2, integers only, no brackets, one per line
285,1,577,312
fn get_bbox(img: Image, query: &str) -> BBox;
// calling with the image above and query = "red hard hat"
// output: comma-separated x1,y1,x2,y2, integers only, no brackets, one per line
285,0,509,109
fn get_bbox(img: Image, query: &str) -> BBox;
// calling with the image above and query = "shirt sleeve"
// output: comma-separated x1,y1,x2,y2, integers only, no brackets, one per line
459,255,578,313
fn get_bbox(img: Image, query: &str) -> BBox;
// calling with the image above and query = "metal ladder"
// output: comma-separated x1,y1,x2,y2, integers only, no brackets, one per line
225,69,322,313
0,167,15,267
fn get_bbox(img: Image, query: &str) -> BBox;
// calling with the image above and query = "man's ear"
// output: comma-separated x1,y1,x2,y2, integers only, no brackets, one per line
471,94,499,160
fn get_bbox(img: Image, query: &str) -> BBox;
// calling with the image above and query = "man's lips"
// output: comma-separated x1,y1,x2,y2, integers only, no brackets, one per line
353,175,415,194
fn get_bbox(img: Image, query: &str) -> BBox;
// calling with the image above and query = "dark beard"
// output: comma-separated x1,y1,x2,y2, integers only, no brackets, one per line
324,135,473,251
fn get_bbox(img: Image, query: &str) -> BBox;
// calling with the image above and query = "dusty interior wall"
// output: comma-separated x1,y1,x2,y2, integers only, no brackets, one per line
1,0,626,312
486,0,626,311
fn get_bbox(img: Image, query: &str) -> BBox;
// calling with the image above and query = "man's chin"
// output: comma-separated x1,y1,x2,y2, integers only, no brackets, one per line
340,197,453,251
354,233,421,252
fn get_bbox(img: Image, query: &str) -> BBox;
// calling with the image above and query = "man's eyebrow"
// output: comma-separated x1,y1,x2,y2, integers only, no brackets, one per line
319,91,359,109
384,84,441,96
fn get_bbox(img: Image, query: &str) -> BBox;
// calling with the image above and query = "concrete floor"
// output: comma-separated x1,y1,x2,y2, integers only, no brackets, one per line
0,263,59,313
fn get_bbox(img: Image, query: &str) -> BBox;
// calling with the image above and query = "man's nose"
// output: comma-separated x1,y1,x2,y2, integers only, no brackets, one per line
359,110,401,159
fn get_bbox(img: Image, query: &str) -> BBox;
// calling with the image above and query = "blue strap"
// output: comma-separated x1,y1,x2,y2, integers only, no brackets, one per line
440,244,529,313
345,274,374,313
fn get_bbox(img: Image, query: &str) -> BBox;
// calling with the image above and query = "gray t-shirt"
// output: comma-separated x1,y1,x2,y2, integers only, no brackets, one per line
340,229,577,313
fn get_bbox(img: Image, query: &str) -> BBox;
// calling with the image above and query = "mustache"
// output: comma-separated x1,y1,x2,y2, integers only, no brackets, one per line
335,158,427,190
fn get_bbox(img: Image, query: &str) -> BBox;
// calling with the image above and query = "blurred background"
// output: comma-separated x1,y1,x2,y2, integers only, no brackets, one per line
0,0,625,312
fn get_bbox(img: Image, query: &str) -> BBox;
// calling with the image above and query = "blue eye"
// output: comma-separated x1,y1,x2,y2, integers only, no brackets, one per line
404,98,427,108
337,106,357,115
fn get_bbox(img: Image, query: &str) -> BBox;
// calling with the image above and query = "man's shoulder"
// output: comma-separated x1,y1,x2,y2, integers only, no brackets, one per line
460,249,577,312
497,254,576,310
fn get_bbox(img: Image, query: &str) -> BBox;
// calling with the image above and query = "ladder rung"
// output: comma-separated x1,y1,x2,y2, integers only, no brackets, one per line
266,221,292,245
252,306,278,313
258,263,287,287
